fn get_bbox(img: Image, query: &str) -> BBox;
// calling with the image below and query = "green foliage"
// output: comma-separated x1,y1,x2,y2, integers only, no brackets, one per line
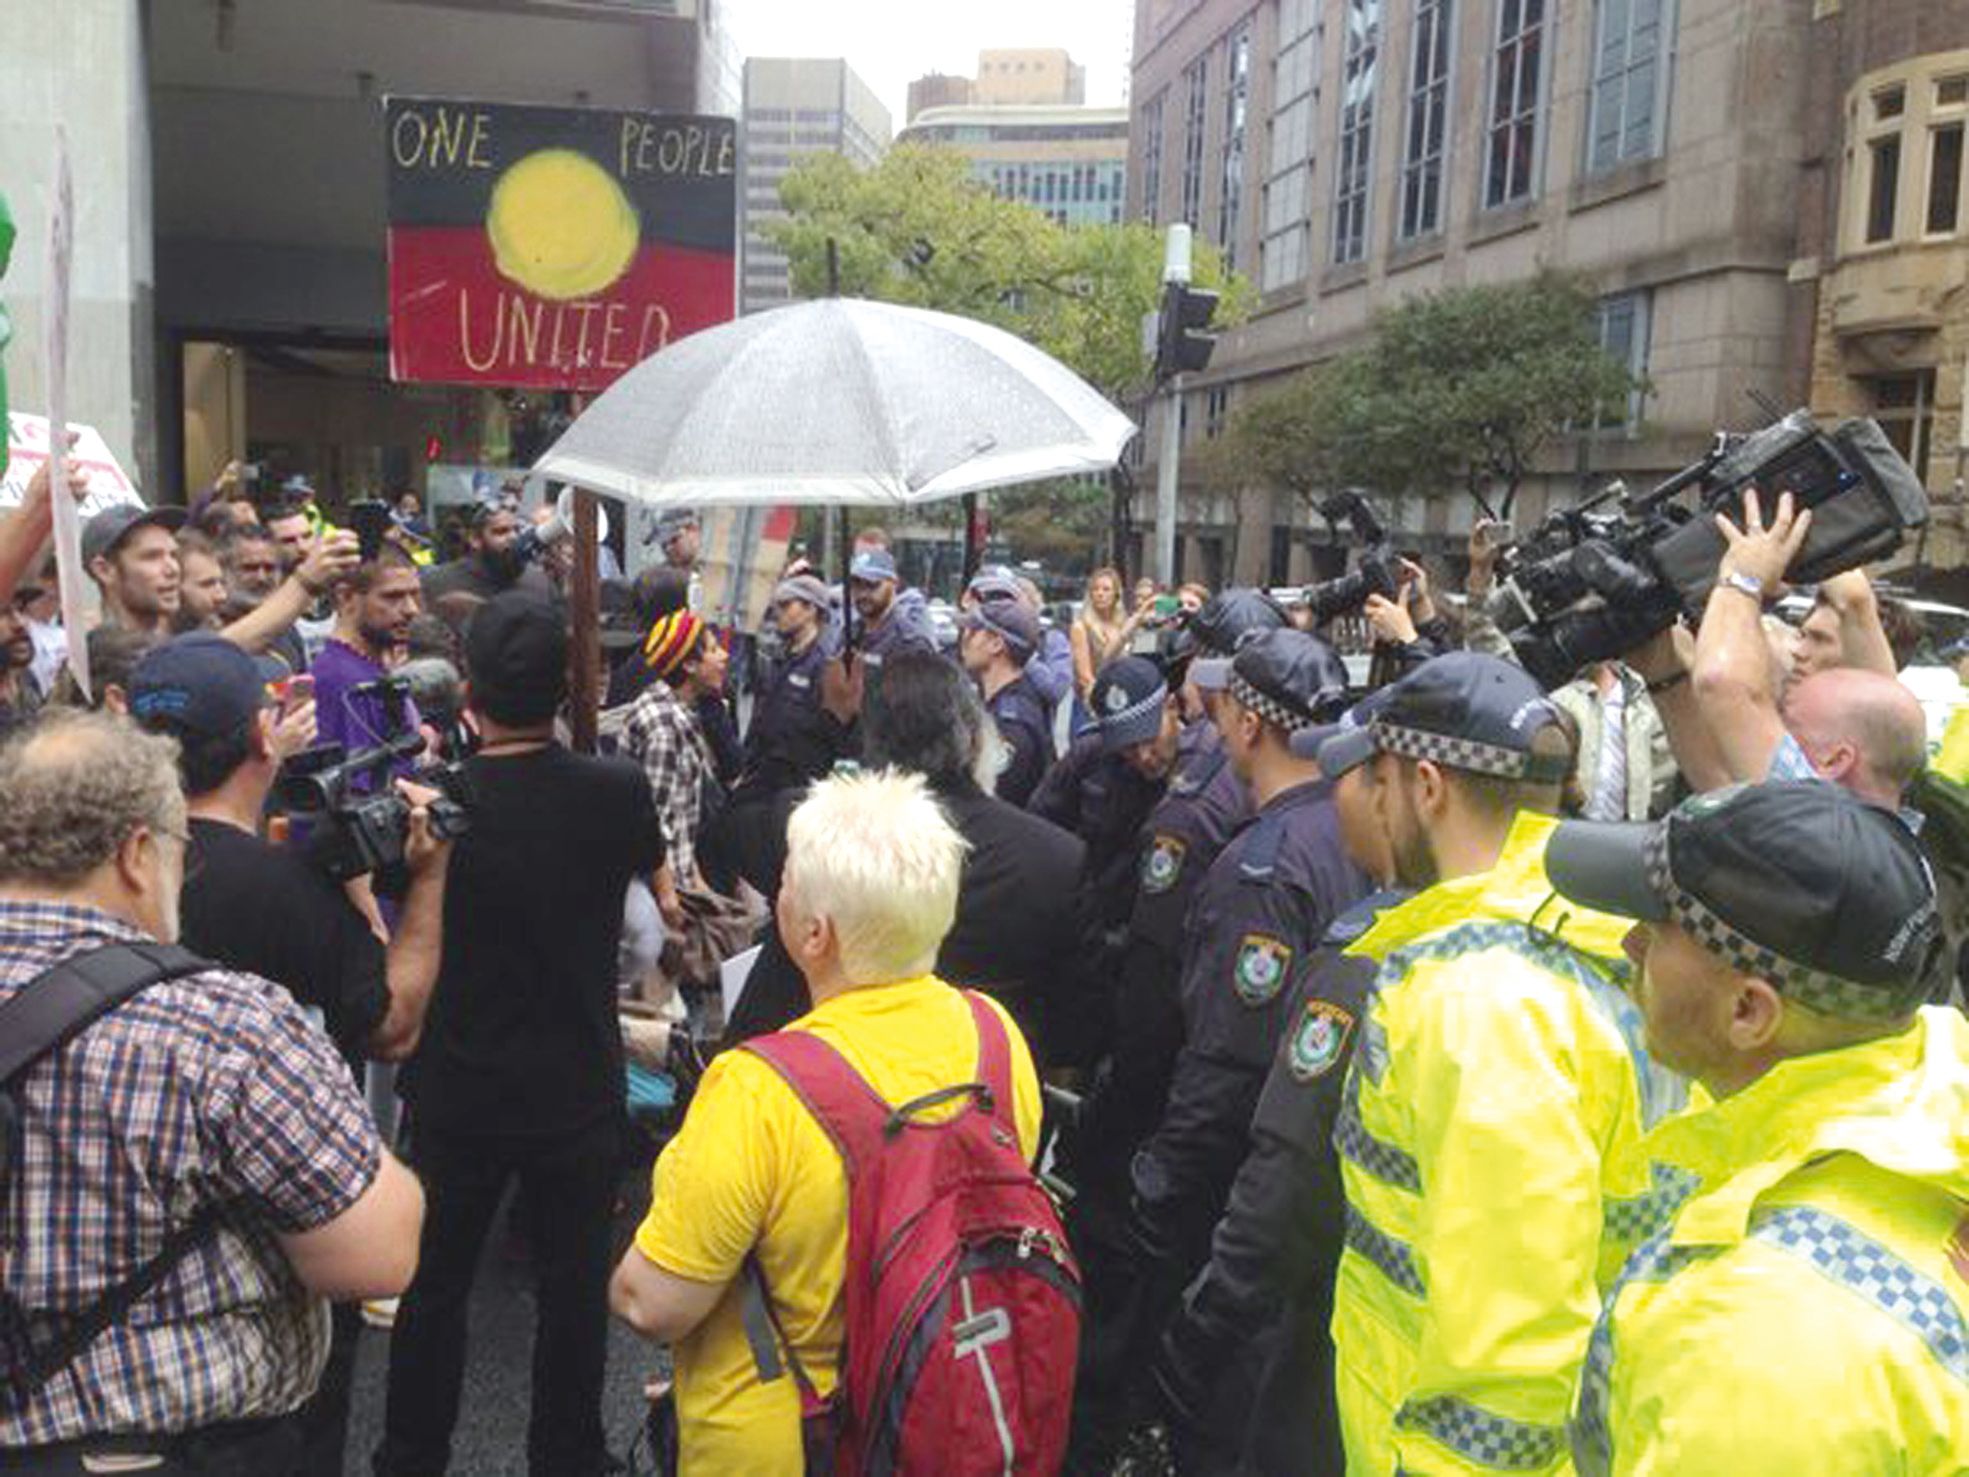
768,145,1252,401
1222,271,1643,518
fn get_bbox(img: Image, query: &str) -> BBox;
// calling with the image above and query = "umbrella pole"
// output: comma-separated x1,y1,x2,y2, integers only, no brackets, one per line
839,505,855,657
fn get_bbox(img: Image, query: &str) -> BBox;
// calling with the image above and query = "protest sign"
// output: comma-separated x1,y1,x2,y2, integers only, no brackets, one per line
385,98,736,390
2,413,142,518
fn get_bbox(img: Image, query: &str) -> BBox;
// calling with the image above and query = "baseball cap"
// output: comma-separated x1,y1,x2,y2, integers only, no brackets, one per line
1196,628,1348,730
849,547,899,585
82,503,188,566
128,632,271,740
966,567,1023,604
1290,684,1395,761
960,595,1040,661
465,591,567,724
1318,652,1568,782
1546,782,1944,1022
1092,656,1170,750
654,506,701,546
773,573,832,611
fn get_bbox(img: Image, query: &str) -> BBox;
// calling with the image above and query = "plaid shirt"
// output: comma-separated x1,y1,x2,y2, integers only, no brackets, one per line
621,680,710,883
0,902,381,1448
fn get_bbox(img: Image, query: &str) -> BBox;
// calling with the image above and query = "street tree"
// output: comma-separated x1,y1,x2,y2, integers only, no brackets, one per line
1222,271,1642,520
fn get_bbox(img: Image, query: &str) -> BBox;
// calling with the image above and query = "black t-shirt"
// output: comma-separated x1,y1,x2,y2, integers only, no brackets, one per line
408,745,665,1135
178,817,390,1076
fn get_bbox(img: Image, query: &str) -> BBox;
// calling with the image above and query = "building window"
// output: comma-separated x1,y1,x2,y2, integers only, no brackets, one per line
1865,371,1935,477
1182,55,1211,226
1400,0,1453,240
1261,0,1321,291
1205,385,1231,438
1867,134,1902,242
1929,123,1964,234
1218,24,1253,267
1874,83,1907,122
1333,0,1382,265
1593,290,1651,431
1141,91,1166,222
1587,0,1672,174
1485,0,1548,208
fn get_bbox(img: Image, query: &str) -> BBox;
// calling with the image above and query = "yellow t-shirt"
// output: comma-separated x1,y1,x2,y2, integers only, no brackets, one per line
634,975,1043,1475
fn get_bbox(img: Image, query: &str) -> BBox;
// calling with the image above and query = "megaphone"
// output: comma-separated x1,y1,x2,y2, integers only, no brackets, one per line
519,486,610,563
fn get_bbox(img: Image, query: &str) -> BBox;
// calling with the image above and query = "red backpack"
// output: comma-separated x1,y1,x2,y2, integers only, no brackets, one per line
740,991,1081,1476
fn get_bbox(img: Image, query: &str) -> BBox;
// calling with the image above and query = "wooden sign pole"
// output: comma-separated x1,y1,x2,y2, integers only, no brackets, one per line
566,394,600,754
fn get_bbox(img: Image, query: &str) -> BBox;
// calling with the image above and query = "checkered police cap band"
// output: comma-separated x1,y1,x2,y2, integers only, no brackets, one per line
1374,720,1571,784
1642,828,1925,1024
1229,673,1313,732
1097,681,1169,735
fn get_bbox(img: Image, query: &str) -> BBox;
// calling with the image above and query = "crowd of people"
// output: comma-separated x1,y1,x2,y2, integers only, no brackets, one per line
1,446,1965,1477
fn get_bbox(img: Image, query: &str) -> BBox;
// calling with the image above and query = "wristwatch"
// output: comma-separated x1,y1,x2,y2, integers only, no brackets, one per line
1719,569,1765,603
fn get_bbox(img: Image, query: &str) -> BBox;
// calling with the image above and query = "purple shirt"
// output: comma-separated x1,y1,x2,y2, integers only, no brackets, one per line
310,638,423,786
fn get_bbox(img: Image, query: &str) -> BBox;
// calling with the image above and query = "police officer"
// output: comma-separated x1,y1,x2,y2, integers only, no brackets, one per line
1149,695,1404,1475
957,593,1054,807
1315,653,1685,1476
740,571,834,796
1128,629,1366,1295
1029,656,1181,939
1544,783,1962,1475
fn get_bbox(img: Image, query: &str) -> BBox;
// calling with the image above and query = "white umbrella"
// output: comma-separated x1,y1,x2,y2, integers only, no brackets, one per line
531,297,1137,508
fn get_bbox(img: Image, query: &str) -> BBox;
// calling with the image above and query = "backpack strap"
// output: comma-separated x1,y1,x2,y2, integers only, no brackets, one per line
740,1028,891,1174
962,991,1016,1124
2,941,220,1400
0,941,210,1086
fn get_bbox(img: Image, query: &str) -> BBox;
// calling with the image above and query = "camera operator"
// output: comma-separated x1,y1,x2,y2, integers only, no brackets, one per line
123,633,451,1477
376,592,667,1477
1626,489,1926,807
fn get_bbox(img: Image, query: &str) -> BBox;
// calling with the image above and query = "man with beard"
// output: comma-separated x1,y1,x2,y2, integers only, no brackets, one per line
82,503,186,635
420,500,553,621
845,545,934,677
0,598,40,734
313,547,425,774
221,524,307,672
173,529,230,632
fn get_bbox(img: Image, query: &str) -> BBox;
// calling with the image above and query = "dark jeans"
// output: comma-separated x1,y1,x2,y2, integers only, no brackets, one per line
372,1115,623,1477
290,1300,361,1477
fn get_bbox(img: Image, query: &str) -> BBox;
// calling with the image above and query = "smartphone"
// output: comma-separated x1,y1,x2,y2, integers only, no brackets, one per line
1153,594,1180,618
350,499,391,561
276,674,314,720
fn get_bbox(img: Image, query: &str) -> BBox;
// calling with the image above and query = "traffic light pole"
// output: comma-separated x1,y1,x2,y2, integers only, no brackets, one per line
1156,372,1182,586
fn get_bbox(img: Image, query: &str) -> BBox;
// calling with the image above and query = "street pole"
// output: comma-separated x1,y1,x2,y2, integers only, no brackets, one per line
1155,224,1194,588
1156,373,1182,586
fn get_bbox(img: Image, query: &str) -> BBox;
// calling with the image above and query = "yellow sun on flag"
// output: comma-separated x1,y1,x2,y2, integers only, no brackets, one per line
485,149,640,301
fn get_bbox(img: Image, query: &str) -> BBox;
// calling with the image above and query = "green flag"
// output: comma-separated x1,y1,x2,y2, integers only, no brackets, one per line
0,188,13,479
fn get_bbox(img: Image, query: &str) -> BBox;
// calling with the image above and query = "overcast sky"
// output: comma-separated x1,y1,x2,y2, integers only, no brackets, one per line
724,0,1137,132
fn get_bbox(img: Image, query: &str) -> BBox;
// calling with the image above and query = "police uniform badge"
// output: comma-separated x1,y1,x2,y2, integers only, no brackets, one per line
1141,833,1186,894
1105,684,1133,716
1233,933,1292,1006
1288,999,1355,1081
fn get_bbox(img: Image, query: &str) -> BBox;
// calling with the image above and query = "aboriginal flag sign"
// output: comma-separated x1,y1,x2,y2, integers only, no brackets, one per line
385,98,736,390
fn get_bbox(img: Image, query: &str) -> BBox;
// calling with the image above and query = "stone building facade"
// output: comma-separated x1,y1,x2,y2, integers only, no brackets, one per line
1796,0,1969,597
1126,0,1849,589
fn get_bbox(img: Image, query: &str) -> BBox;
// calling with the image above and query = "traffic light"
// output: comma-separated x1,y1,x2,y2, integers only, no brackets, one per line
1156,281,1219,382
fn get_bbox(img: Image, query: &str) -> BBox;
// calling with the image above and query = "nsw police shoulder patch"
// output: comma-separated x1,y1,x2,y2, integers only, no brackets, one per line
1141,834,1186,894
1287,999,1355,1081
1233,934,1292,1006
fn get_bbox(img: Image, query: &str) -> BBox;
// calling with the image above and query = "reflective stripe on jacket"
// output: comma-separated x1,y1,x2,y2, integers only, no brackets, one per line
1574,1006,1969,1476
1331,811,1686,1475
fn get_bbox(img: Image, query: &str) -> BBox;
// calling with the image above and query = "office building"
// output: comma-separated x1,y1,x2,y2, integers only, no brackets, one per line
1126,0,1848,590
741,58,892,315
974,47,1089,107
899,104,1129,228
908,72,977,123
3,0,739,500
1795,1,1969,592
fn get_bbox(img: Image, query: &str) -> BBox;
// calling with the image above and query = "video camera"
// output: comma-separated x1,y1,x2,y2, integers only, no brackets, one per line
1301,490,1402,623
1485,410,1930,689
274,678,473,881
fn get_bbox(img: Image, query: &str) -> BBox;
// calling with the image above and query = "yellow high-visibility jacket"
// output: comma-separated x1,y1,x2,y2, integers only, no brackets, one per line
1332,811,1687,1475
1573,1006,1969,1476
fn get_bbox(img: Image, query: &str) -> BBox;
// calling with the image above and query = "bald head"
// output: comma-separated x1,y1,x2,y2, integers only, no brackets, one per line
1782,668,1927,808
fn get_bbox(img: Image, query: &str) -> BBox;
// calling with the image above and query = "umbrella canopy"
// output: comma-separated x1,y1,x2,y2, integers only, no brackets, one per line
531,297,1136,509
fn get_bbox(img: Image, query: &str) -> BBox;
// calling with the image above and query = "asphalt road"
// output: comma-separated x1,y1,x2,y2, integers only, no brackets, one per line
344,1170,672,1476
